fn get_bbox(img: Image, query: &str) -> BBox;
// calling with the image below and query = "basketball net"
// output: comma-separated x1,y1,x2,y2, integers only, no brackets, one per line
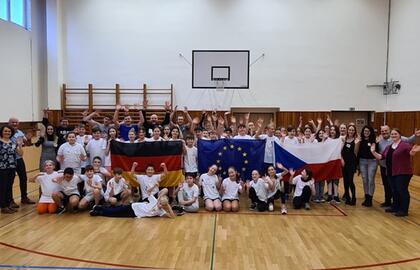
215,80,225,92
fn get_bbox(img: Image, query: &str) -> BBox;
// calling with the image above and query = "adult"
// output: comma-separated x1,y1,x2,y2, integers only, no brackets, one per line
341,124,359,205
357,126,377,207
113,104,144,141
142,100,171,138
42,109,73,148
9,117,35,205
34,123,58,171
0,125,24,213
56,132,87,174
371,128,420,217
376,125,419,207
83,110,115,137
170,106,192,138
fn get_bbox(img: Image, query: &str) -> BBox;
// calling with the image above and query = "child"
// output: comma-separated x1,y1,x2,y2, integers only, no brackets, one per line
176,173,199,213
326,125,341,203
104,167,131,206
283,125,299,145
91,156,112,183
183,135,198,178
78,165,104,210
247,170,271,212
290,168,315,210
233,124,253,139
90,188,176,218
131,162,167,201
266,164,289,214
51,167,82,214
199,164,222,212
30,160,60,214
220,167,243,212
85,127,107,165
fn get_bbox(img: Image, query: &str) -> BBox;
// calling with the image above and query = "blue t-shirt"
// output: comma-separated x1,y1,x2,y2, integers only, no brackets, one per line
119,124,139,141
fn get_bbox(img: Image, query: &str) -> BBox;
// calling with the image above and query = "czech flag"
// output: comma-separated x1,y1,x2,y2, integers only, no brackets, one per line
274,139,343,181
110,140,183,187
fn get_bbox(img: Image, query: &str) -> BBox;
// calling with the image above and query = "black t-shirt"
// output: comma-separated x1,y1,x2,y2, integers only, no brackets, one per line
141,111,170,138
358,140,376,159
341,140,357,171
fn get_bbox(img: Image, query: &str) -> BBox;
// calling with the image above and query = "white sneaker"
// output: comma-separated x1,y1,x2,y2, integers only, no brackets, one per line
268,203,274,212
281,205,287,215
305,203,311,210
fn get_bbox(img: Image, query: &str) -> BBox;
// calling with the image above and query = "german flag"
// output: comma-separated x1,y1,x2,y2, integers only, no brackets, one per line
110,140,184,187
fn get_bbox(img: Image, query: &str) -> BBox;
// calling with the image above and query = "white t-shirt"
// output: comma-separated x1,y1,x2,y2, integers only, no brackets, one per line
86,138,107,165
233,134,253,140
131,195,166,218
104,177,128,200
266,176,281,198
221,178,242,200
57,143,87,174
36,172,61,203
180,183,199,208
303,137,318,144
145,137,164,142
250,178,269,202
76,135,92,145
292,175,315,197
79,174,104,194
136,174,161,198
59,175,83,196
184,146,198,173
258,134,280,164
283,136,299,145
199,173,220,200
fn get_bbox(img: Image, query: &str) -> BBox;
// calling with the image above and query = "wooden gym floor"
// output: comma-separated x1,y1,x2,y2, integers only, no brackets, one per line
1,149,420,270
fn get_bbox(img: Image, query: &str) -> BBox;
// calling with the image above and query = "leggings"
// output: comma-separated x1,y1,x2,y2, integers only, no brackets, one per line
293,186,312,209
0,169,16,208
249,187,268,212
342,166,356,200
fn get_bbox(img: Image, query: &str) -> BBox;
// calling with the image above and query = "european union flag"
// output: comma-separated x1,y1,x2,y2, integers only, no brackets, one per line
198,139,266,180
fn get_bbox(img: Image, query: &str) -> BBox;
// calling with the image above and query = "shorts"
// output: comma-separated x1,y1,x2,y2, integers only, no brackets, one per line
110,193,122,202
204,198,221,203
83,191,104,202
60,192,80,206
222,199,239,202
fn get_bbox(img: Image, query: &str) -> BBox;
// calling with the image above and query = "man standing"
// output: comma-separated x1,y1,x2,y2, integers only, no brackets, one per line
377,125,419,207
8,117,35,205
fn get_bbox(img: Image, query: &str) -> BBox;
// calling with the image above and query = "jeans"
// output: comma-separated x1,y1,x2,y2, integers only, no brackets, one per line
359,158,377,196
12,158,28,199
314,181,325,200
380,166,392,204
390,174,412,214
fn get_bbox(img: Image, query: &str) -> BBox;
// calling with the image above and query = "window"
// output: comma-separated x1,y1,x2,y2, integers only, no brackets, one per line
0,0,30,29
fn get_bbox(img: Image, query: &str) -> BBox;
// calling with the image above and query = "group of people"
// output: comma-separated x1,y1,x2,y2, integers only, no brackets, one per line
1,101,419,219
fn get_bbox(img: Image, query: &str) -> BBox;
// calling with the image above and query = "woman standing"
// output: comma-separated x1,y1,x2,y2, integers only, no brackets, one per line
358,126,377,207
0,125,24,214
371,128,419,216
35,124,58,171
341,124,359,205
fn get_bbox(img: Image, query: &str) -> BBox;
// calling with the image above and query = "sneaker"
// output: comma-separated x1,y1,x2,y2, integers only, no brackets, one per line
281,205,287,215
394,212,408,217
10,201,20,208
56,206,66,215
176,210,185,216
305,203,311,210
333,196,341,204
268,203,274,212
385,207,396,213
249,203,257,211
313,199,320,203
1,207,15,214
326,196,333,202
380,202,392,208
21,197,36,205
319,198,326,203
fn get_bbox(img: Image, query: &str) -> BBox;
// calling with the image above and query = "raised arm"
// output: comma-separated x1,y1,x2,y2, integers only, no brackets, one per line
169,105,178,126
161,101,171,126
130,162,138,176
410,144,420,156
113,104,122,126
83,110,101,127
160,163,168,179
183,106,193,128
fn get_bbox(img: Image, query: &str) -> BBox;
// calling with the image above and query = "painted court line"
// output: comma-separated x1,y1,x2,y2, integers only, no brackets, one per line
311,256,420,270
0,242,171,270
0,264,140,270
209,213,218,270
